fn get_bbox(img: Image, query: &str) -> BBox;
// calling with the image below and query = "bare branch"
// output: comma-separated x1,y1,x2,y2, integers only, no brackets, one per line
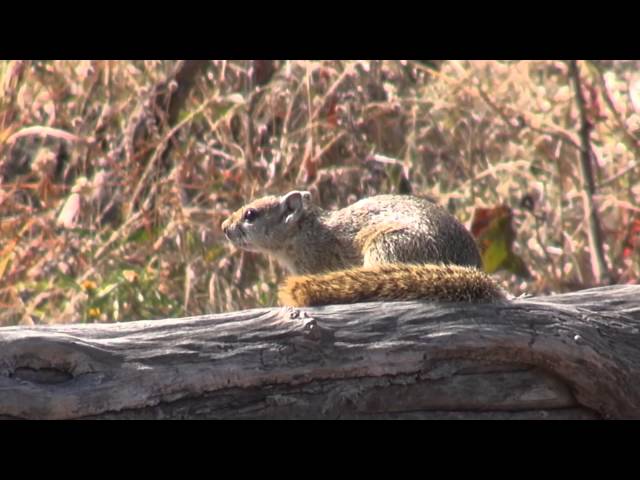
568,60,611,285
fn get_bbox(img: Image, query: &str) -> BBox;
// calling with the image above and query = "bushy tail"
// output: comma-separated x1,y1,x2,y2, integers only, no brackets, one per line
278,263,505,307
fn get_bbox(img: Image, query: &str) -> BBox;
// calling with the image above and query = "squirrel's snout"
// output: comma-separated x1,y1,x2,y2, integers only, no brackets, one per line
221,218,230,236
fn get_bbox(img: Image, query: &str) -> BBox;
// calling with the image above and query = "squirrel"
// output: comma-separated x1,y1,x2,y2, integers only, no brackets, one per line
221,190,505,307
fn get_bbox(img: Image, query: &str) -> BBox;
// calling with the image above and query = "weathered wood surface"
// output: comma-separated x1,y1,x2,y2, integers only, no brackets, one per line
1,284,639,419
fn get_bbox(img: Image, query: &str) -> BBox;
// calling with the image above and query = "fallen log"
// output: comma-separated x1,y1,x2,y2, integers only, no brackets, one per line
1,284,639,419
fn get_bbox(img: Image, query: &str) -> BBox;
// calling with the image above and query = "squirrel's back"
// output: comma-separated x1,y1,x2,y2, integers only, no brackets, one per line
325,195,482,269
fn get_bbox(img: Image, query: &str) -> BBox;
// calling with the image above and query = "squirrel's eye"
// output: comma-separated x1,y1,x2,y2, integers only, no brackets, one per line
243,208,258,223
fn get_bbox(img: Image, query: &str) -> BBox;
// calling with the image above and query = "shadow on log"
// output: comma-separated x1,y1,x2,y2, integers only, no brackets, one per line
1,285,639,419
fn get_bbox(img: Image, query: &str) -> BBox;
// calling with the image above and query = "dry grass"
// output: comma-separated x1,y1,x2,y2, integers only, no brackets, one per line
0,60,638,325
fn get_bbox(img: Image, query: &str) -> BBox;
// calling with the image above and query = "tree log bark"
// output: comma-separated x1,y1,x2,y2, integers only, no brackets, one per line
1,285,639,419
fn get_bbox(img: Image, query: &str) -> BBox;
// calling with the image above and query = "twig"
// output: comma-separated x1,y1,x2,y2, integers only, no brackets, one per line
588,60,640,160
477,86,583,152
310,62,354,123
129,92,243,216
127,61,209,216
568,60,610,285
6,126,86,145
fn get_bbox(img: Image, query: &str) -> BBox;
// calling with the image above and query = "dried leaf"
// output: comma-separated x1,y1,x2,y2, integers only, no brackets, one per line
471,205,530,278
56,193,82,229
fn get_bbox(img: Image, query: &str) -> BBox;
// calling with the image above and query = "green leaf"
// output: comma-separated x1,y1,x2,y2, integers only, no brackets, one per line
96,283,119,299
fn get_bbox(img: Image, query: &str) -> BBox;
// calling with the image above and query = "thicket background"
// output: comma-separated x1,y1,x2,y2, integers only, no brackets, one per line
0,60,638,326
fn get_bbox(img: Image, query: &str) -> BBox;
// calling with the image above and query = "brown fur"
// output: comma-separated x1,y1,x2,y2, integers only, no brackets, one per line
278,263,505,307
223,191,504,307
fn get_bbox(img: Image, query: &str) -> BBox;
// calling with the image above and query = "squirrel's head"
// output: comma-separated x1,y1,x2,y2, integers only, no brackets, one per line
222,190,313,254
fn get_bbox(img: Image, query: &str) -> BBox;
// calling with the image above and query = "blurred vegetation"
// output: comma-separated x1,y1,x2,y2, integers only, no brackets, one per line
0,60,639,326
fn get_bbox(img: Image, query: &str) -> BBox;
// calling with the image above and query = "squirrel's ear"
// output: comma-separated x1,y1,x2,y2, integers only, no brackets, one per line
281,191,311,224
